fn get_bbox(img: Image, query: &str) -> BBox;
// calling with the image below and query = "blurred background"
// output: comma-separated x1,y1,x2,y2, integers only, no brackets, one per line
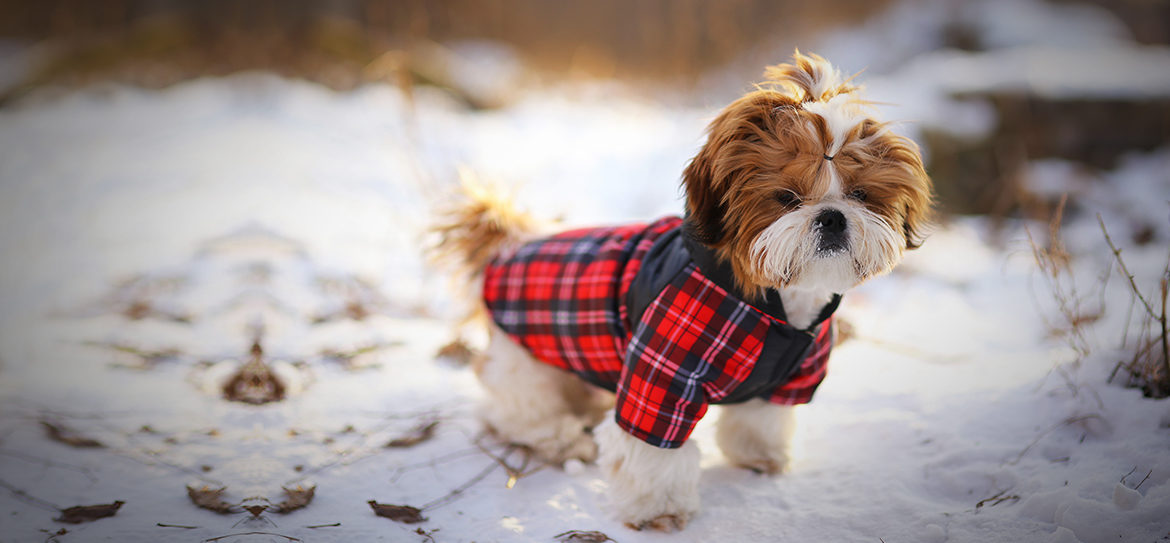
1,0,1168,220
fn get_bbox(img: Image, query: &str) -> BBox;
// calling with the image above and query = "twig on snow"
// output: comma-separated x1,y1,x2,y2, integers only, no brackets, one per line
0,448,97,482
0,477,61,511
420,461,498,511
1007,414,1104,465
1121,467,1154,491
975,488,1020,511
1134,469,1153,490
472,440,545,489
203,532,301,542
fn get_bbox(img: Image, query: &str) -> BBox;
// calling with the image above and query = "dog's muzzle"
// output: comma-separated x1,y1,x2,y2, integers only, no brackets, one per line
814,209,847,254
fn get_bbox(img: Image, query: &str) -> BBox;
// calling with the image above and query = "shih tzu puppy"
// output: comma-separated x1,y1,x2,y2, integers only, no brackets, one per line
433,51,933,531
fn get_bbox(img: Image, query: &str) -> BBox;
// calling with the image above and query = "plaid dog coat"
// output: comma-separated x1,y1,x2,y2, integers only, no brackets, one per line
483,216,839,449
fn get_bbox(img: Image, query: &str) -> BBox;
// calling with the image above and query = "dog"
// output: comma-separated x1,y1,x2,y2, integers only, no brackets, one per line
432,51,933,531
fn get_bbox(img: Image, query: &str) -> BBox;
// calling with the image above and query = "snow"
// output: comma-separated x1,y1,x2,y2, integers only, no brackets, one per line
892,46,1170,100
2,1,1170,542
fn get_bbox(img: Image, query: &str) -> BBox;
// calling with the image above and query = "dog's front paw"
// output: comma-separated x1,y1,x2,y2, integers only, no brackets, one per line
595,417,701,531
615,499,697,533
729,451,790,475
627,512,691,532
716,400,797,476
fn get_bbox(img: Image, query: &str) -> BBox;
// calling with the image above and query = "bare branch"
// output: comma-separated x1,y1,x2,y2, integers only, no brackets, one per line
1098,214,1158,320
203,532,301,542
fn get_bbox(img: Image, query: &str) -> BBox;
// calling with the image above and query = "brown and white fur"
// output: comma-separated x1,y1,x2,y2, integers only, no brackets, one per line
432,52,933,531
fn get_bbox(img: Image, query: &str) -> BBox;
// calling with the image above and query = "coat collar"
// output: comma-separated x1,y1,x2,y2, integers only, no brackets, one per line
681,221,841,331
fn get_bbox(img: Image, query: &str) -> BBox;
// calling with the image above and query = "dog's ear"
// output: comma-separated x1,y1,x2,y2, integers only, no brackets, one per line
681,135,726,245
683,92,795,246
899,160,934,250
902,190,933,250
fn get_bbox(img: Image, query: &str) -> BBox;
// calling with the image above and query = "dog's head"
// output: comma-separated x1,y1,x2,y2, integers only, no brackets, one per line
683,51,933,297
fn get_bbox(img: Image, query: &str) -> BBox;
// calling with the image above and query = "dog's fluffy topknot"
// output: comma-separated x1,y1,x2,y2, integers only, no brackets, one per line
761,50,859,104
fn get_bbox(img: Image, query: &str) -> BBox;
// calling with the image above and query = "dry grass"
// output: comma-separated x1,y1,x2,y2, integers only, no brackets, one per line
1028,195,1170,399
1027,196,1105,396
1100,215,1170,398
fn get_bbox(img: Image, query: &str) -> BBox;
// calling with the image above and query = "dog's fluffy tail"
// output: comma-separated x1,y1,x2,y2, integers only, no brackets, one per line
429,170,538,286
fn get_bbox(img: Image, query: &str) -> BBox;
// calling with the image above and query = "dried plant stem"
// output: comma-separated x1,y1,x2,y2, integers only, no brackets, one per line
1008,414,1103,465
1098,215,1158,320
1120,466,1138,482
472,439,545,489
1098,214,1170,380
0,477,60,511
0,449,97,482
1161,278,1169,380
975,488,1020,511
420,461,498,511
1134,469,1153,490
203,532,301,542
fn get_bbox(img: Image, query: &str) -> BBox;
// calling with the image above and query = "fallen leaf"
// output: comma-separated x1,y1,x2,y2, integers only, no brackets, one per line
221,347,286,405
385,421,439,448
272,484,315,514
833,316,856,345
186,484,235,514
435,340,475,365
41,421,104,448
554,530,616,542
368,500,426,524
54,501,124,524
319,343,396,369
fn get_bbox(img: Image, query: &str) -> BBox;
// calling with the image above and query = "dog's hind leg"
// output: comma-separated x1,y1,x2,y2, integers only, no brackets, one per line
476,324,599,464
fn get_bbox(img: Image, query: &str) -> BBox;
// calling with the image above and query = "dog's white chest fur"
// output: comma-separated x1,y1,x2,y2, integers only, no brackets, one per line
777,287,836,330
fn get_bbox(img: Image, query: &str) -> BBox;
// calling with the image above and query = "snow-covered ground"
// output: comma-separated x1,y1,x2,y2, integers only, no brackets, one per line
2,1,1169,542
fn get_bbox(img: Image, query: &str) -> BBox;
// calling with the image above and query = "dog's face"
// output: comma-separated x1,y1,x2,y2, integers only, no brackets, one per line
684,52,933,296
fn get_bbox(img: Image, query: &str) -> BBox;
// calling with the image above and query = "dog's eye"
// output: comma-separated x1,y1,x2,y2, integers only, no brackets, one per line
848,188,868,202
775,191,801,208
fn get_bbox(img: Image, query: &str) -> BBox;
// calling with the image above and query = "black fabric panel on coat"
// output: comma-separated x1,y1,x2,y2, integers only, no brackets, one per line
718,324,817,404
624,226,692,329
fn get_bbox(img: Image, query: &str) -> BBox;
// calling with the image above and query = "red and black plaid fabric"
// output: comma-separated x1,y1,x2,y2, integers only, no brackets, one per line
482,216,835,449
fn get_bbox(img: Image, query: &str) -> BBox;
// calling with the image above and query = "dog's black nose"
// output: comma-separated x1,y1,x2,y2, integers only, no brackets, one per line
814,209,846,234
